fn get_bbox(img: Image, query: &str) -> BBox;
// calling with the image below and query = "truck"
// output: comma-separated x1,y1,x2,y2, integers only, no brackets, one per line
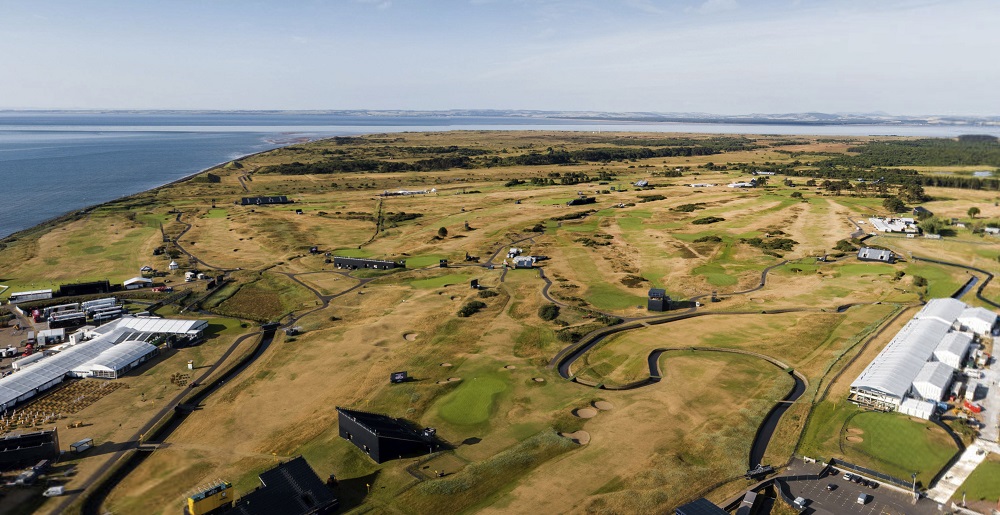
964,400,983,413
43,485,65,497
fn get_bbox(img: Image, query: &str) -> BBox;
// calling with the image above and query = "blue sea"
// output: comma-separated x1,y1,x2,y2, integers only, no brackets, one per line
2,111,999,239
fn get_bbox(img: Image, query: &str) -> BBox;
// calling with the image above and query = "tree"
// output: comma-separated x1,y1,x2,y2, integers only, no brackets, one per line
919,216,946,235
968,206,981,219
437,227,448,238
538,304,560,321
882,197,906,213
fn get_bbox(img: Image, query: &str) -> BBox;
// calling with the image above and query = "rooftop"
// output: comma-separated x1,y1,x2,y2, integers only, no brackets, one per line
336,407,427,443
851,317,951,399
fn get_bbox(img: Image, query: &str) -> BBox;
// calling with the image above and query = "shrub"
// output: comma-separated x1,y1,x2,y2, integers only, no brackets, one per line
790,191,803,198
692,216,725,225
477,290,499,298
693,235,722,243
538,304,560,321
458,300,487,317
673,203,705,212
913,276,928,288
637,194,666,203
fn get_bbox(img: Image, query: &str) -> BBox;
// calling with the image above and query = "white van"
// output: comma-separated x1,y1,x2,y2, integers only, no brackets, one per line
857,493,870,504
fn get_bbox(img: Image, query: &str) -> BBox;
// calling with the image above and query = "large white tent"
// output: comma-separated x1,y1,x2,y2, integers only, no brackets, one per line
850,317,951,409
914,298,966,327
958,307,997,336
933,332,973,369
911,361,954,402
74,340,159,379
899,398,936,420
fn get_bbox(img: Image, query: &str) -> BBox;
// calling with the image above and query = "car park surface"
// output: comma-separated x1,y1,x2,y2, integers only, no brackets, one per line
784,459,942,515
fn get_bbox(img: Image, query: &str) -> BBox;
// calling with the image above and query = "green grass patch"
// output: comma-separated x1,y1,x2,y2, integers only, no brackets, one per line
410,273,473,289
692,262,738,286
955,456,1000,502
396,429,575,515
846,411,959,487
406,254,447,268
203,208,228,219
437,374,509,426
331,247,374,258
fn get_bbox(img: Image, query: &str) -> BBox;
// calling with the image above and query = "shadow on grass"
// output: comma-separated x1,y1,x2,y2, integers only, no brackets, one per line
335,470,380,511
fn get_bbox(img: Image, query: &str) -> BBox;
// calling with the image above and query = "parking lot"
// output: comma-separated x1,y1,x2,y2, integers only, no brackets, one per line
784,460,941,515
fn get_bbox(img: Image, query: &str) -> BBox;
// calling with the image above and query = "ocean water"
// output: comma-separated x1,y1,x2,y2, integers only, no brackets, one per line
2,112,999,239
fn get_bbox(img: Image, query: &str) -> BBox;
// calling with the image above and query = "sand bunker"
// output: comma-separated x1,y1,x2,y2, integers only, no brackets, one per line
593,401,614,411
532,377,545,383
573,408,598,419
504,365,516,370
403,333,418,341
436,377,462,385
846,436,864,443
440,362,452,367
450,296,460,300
847,428,864,435
559,430,591,445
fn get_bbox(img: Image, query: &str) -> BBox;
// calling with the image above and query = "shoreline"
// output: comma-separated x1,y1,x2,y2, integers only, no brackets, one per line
0,142,306,243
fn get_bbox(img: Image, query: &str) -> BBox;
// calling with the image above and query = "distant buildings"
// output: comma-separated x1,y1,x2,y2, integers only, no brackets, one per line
184,456,337,515
868,217,919,234
332,257,406,270
727,179,757,188
856,247,895,263
380,188,436,196
239,196,292,206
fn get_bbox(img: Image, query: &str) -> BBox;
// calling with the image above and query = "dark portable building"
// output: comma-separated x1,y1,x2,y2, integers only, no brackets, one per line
648,288,670,312
333,257,406,270
0,430,60,471
58,280,112,297
223,456,337,515
675,498,729,515
336,407,440,463
240,196,292,206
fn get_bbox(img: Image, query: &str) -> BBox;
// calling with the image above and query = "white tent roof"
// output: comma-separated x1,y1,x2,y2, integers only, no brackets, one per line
114,317,208,335
912,361,953,390
935,332,973,359
0,337,117,408
79,340,157,373
958,307,997,328
900,397,936,418
851,318,951,398
915,298,966,326
123,277,153,286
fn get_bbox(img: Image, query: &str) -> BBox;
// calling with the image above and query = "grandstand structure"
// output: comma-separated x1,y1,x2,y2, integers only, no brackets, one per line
0,316,208,413
849,298,996,419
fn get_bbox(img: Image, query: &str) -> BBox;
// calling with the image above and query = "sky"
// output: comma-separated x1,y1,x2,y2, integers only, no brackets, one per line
1,0,998,115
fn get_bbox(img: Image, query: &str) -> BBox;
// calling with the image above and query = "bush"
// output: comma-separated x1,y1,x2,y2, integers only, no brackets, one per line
790,191,803,198
637,194,666,203
692,216,725,225
693,235,722,243
913,276,928,288
673,203,705,212
458,300,487,317
538,304,560,321
477,290,499,298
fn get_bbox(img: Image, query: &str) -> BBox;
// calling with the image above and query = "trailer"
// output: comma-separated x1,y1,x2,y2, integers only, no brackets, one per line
43,303,80,318
82,297,116,313
70,438,94,453
8,290,53,304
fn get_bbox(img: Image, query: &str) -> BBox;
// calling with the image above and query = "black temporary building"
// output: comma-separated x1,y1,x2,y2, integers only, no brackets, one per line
336,407,439,463
0,430,60,471
223,456,337,515
675,498,728,515
647,288,669,312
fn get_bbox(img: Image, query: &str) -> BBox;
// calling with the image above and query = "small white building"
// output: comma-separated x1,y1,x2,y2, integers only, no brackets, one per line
513,256,536,269
957,307,997,336
168,261,179,270
899,398,936,420
123,277,153,290
933,331,973,369
911,361,954,402
37,328,66,344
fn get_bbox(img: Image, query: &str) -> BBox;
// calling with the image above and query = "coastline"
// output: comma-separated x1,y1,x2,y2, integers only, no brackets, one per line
0,144,294,243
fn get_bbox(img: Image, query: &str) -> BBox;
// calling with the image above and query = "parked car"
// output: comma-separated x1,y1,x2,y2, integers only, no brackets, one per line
857,493,871,505
843,473,853,481
827,483,837,491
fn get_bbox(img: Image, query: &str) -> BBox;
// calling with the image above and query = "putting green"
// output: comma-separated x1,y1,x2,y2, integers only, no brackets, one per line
411,273,472,289
438,375,508,425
